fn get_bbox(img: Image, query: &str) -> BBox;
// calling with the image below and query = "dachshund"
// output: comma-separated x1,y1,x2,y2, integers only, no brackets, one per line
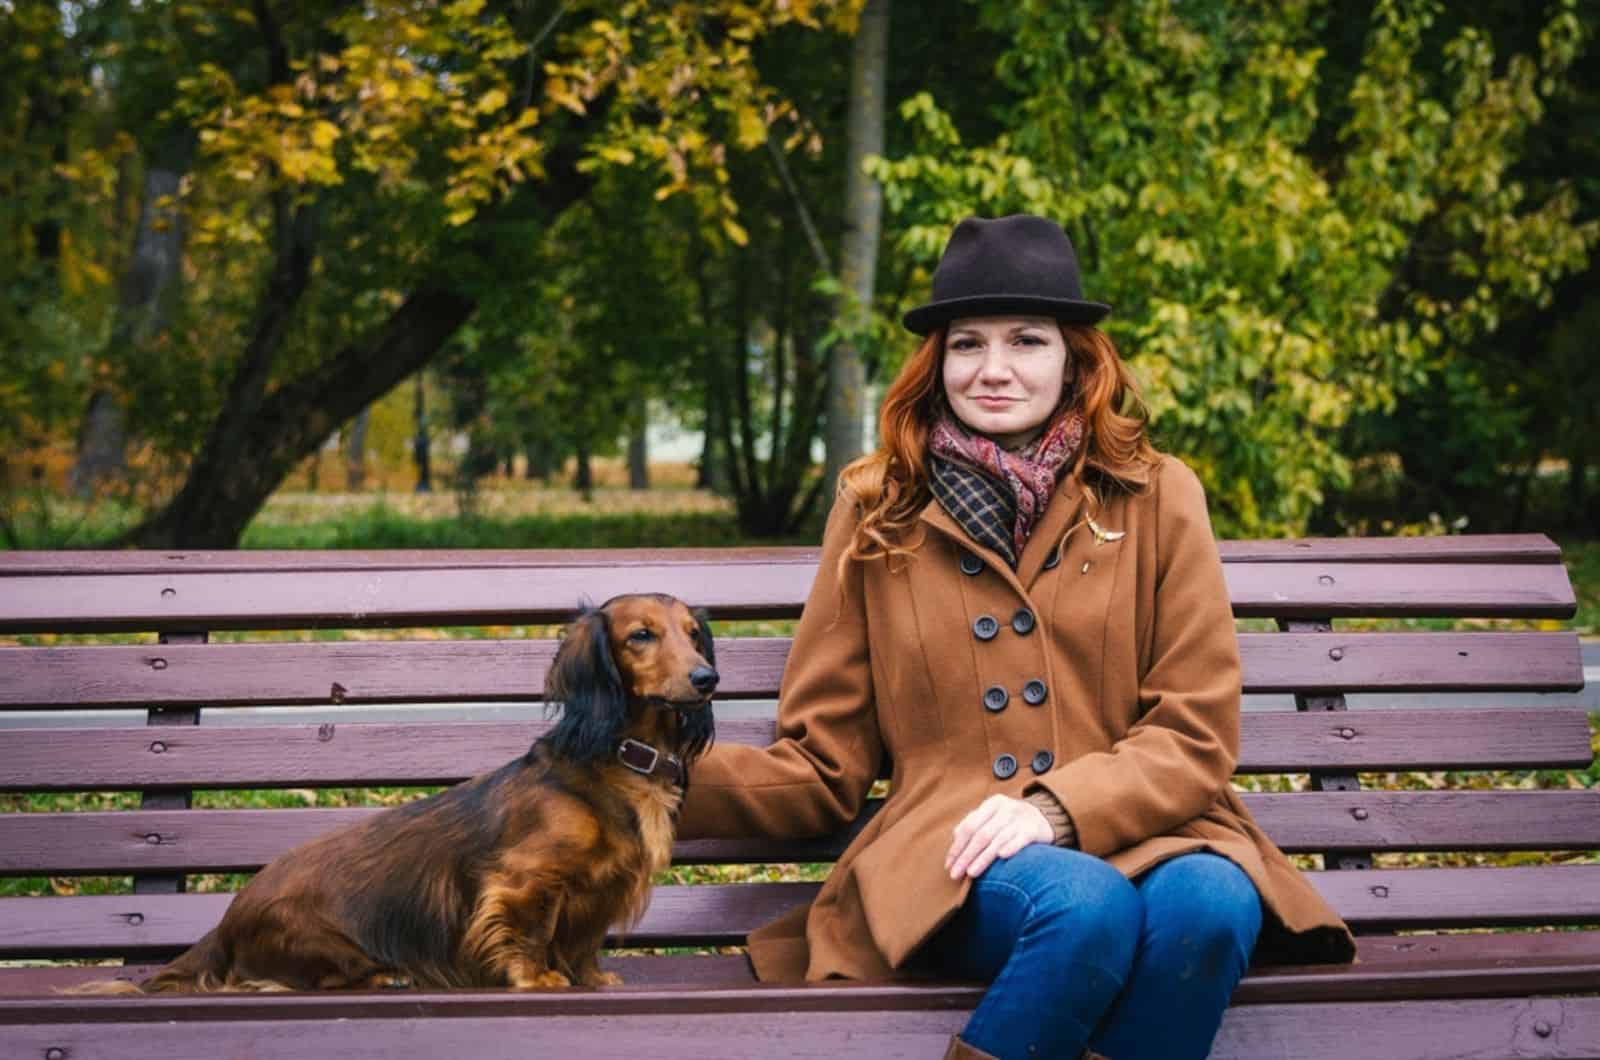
84,594,716,993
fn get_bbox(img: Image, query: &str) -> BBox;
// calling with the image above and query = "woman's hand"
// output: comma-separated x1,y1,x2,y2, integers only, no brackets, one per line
945,794,1055,880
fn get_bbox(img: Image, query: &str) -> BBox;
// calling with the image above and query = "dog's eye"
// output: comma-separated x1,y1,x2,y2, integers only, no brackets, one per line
627,628,656,644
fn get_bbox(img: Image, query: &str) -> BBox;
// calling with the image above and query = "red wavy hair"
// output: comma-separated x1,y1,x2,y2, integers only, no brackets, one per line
836,323,1161,572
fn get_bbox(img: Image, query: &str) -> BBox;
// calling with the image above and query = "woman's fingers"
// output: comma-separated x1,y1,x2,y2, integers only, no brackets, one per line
945,797,1003,878
946,796,1050,880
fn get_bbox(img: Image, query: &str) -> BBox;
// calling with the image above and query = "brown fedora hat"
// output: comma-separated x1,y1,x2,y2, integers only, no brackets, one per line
902,214,1111,335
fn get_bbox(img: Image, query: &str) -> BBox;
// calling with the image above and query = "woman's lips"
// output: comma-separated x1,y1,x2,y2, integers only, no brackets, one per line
971,396,1018,408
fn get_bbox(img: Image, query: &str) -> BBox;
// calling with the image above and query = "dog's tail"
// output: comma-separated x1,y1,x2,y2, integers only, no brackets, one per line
65,928,231,995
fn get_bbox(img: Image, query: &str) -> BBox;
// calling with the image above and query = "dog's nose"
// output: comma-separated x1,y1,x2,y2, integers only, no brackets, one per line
689,666,720,695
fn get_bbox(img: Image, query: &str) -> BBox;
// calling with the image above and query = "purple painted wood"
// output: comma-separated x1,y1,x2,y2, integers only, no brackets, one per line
5,791,1595,877
1219,534,1566,564
0,993,1594,1059
1208,997,1600,1059
1237,631,1583,693
4,867,1598,959
0,559,1578,633
0,547,821,575
0,638,792,709
3,631,1583,709
3,709,1588,792
0,534,1562,577
13,931,1600,1003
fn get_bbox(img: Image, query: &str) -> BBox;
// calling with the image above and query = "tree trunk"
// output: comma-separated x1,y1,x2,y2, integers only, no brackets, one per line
524,436,555,481
343,407,369,491
573,441,593,499
627,394,650,490
1568,448,1588,534
413,372,433,493
128,286,476,547
70,151,188,498
823,0,889,494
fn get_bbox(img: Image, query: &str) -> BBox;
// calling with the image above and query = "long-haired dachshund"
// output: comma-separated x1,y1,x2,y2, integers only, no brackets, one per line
90,594,716,993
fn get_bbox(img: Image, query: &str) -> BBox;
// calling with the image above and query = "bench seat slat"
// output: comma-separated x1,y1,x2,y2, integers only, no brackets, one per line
7,996,1600,1060
0,709,1590,791
0,562,1577,633
10,930,1600,1003
0,997,1597,1060
2,867,1597,959
3,631,1583,709
4,791,1597,875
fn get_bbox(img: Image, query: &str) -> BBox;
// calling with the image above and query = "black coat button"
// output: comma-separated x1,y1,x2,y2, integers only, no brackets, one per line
1042,549,1061,570
1023,679,1048,705
993,754,1018,780
983,686,1009,712
973,615,999,641
1011,608,1036,635
959,550,983,576
1031,750,1055,774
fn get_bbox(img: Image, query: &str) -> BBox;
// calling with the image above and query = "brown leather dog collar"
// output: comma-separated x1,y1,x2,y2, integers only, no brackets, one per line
616,738,685,785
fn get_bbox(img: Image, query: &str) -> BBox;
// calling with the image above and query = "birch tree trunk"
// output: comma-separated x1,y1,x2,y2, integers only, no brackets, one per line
823,0,889,494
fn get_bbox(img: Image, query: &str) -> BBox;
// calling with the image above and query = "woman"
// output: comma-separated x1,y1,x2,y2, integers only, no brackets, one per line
676,214,1355,1060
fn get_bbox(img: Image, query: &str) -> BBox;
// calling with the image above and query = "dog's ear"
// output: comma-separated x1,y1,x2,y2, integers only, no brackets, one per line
679,608,716,766
543,607,627,765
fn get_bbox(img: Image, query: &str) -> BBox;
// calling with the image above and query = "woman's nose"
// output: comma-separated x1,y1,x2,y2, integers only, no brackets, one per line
975,348,1011,382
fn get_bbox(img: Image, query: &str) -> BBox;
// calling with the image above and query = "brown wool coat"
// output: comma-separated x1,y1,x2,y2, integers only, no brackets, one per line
677,454,1357,982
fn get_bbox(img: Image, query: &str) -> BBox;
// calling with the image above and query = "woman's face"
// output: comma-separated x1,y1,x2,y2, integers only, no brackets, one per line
941,315,1072,448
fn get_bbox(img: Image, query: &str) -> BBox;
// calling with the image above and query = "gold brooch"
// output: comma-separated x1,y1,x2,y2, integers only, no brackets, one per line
1087,518,1126,546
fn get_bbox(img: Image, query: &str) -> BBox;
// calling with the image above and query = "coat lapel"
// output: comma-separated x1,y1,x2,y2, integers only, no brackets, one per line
917,502,1027,600
1016,474,1087,588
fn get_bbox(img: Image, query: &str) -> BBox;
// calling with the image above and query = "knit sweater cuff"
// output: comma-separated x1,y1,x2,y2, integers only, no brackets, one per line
1024,789,1078,848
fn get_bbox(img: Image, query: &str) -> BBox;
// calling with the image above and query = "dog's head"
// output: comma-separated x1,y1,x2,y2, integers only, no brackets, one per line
543,593,717,768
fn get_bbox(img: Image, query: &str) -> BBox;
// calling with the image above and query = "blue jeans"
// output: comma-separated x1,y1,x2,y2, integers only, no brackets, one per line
919,847,1262,1060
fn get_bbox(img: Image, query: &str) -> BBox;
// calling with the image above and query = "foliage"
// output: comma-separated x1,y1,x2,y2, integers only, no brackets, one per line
0,0,864,543
869,0,1598,536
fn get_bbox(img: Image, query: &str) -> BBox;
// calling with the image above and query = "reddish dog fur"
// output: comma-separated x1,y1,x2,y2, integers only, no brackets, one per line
91,594,716,993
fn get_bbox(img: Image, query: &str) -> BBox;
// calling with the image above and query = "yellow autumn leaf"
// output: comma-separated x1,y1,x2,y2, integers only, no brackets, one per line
722,216,749,246
447,207,476,226
735,106,766,149
476,87,508,114
310,120,340,149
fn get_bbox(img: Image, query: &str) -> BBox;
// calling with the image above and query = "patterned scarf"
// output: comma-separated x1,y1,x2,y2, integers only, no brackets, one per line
928,405,1086,568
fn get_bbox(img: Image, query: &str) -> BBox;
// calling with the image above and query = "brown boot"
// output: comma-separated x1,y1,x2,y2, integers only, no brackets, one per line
942,1036,999,1060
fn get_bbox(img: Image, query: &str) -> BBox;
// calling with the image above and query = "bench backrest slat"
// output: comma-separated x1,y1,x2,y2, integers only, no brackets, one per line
2,631,1582,709
3,865,1598,960
4,790,1596,878
0,709,1590,792
0,537,1578,633
0,534,1565,574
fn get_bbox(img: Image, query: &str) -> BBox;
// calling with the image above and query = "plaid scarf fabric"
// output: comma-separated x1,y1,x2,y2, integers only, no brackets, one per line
928,406,1086,568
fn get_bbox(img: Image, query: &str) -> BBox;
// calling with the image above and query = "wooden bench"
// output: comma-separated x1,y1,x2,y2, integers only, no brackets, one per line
0,536,1595,1059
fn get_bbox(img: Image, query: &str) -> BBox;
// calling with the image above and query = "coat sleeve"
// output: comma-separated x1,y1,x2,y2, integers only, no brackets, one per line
1026,457,1241,858
676,495,885,841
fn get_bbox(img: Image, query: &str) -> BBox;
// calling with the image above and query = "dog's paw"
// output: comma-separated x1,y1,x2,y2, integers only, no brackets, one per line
514,969,572,989
583,970,624,987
